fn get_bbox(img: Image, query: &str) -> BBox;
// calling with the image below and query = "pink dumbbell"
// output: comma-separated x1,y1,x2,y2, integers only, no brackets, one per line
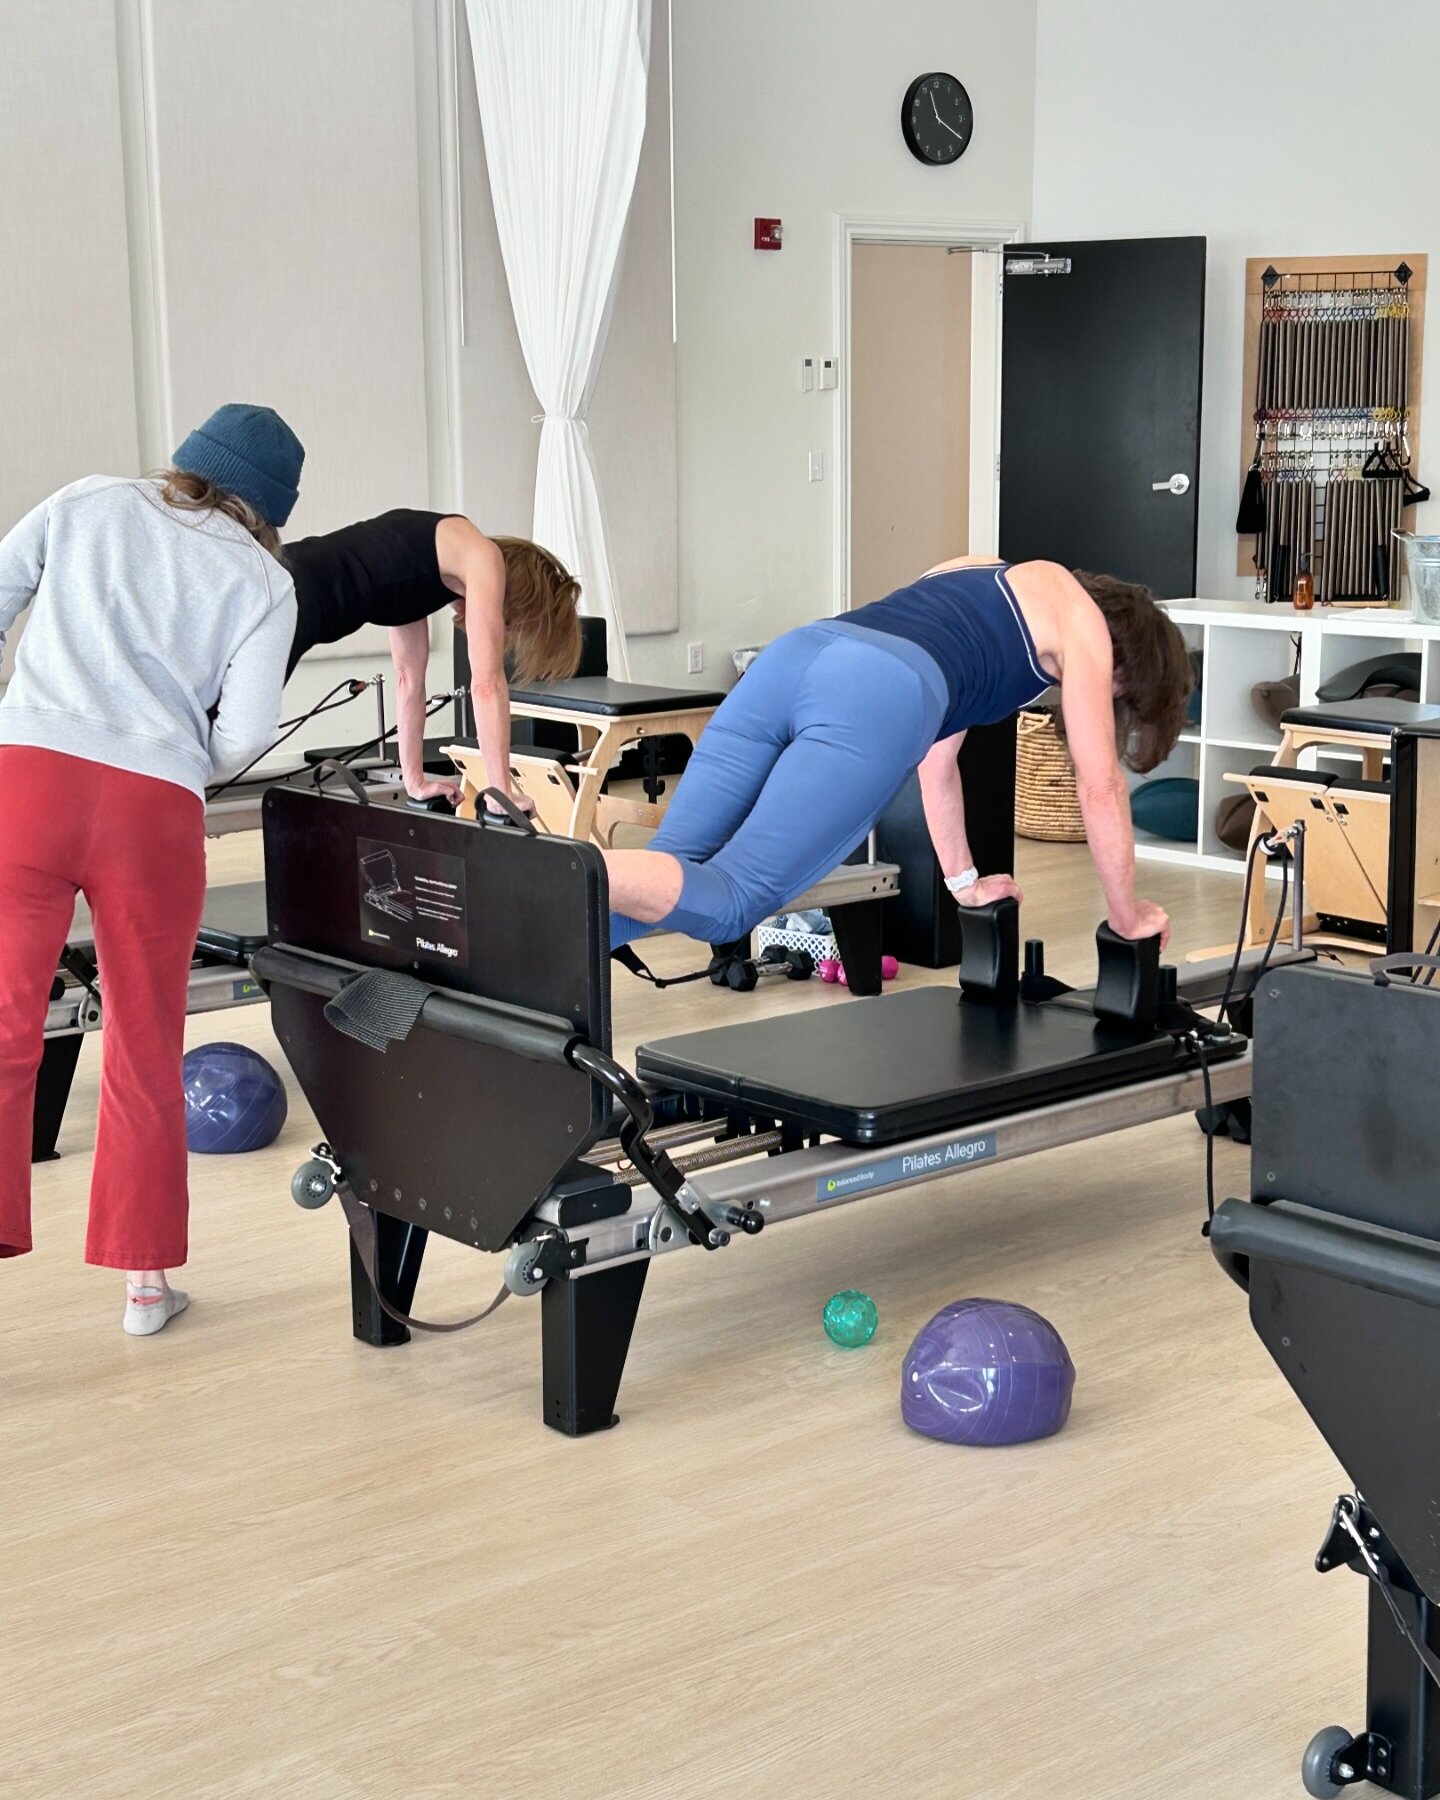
824,955,900,988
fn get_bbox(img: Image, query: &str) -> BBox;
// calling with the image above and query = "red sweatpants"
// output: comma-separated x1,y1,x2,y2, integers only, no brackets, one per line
0,747,206,1268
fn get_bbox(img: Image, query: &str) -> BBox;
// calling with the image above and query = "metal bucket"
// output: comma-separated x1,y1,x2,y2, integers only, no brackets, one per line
1395,532,1440,624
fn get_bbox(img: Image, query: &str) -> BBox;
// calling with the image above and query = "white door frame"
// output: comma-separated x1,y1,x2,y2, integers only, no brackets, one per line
831,214,1023,616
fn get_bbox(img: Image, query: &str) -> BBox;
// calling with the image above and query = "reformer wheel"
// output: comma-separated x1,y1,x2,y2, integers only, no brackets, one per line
1301,1726,1357,1798
503,1240,550,1295
291,1159,335,1209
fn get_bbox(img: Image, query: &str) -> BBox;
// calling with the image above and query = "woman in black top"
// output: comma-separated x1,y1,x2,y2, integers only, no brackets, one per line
285,510,582,806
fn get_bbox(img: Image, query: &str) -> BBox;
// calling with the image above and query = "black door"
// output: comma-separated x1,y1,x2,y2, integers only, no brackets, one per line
999,236,1205,597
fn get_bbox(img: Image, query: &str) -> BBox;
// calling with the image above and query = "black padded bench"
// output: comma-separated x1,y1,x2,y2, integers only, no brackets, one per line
506,676,727,715
637,985,1210,1146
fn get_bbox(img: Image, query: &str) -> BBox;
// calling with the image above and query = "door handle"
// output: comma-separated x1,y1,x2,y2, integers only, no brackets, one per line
1152,473,1191,496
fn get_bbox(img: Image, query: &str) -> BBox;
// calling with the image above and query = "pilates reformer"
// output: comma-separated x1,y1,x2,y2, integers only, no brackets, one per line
1213,957,1440,1799
256,781,1255,1437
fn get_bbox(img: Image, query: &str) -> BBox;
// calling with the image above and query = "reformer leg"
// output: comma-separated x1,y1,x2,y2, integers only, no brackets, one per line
541,1260,649,1436
350,1207,429,1347
32,1034,82,1162
830,899,884,997
1364,1573,1440,1798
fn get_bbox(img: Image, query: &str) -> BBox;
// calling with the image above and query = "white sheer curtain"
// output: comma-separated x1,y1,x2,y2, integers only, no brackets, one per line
465,0,650,679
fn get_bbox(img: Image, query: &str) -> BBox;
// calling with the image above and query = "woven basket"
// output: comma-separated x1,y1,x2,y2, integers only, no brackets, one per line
757,921,839,965
1015,708,1086,843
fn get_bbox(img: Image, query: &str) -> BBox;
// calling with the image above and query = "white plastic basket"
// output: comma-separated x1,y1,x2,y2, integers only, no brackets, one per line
756,920,838,966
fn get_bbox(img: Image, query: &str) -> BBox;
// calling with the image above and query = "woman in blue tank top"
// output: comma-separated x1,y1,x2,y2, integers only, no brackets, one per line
607,559,1191,953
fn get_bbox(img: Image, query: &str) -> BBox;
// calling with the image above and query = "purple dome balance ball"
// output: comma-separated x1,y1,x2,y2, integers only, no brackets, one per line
901,1298,1075,1446
182,1042,288,1154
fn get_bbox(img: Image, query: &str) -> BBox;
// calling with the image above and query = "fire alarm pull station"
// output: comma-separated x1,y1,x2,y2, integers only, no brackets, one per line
754,218,783,251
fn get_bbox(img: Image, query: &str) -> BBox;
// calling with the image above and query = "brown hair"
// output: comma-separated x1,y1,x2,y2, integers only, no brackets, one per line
493,536,583,684
1073,570,1192,773
157,468,283,559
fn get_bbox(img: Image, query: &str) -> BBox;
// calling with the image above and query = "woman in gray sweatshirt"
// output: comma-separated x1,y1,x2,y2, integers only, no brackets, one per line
0,402,303,1335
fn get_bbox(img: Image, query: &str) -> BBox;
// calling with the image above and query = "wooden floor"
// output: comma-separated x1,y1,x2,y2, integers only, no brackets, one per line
2,834,1357,1800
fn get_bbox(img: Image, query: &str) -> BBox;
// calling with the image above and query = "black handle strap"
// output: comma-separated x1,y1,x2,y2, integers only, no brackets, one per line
476,786,538,834
311,759,370,803
1370,953,1440,985
611,944,726,989
338,1186,510,1334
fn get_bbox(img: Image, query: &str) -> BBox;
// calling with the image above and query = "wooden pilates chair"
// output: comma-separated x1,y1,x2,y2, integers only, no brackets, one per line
1275,697,1440,782
1206,700,1440,958
1227,764,1390,955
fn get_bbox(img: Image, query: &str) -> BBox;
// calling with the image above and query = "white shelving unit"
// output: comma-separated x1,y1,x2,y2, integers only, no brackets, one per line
1136,600,1440,874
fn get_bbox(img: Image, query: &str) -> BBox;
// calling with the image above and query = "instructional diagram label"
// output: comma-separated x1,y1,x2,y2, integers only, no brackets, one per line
815,1132,997,1202
357,835,468,964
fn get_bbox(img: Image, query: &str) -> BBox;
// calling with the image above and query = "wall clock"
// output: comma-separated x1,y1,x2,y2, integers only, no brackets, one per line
902,72,974,166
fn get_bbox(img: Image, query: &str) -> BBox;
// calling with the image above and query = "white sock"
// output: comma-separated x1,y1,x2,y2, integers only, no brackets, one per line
123,1282,190,1337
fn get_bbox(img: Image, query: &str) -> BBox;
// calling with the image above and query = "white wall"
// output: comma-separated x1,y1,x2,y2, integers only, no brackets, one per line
1032,0,1439,603
147,0,435,745
0,0,678,750
0,1,139,680
850,244,972,603
637,0,1036,684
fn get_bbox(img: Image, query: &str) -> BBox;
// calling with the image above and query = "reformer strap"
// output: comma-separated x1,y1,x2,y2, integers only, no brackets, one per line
337,1185,511,1335
323,968,432,1054
476,785,539,833
311,759,370,802
611,944,724,989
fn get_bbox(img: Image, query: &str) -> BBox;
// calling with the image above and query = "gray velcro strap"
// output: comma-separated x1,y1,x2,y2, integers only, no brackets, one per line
323,968,433,1053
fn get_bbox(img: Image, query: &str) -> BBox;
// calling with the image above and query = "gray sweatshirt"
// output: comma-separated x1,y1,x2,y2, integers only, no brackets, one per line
0,475,296,798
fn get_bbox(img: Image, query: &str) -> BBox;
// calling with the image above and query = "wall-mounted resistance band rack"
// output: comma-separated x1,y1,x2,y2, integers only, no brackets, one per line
1237,255,1428,603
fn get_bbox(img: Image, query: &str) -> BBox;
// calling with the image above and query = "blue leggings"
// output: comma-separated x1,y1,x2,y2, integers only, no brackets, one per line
611,621,948,948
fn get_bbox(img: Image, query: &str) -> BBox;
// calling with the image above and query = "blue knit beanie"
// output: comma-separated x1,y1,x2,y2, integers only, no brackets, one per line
172,403,305,528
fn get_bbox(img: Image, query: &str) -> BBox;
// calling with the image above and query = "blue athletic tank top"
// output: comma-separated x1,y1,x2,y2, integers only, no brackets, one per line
846,563,1052,737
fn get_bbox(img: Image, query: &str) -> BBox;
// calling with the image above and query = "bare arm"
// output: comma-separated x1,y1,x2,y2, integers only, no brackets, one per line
387,619,454,801
439,522,526,813
917,731,1023,908
917,733,972,874
1058,611,1169,946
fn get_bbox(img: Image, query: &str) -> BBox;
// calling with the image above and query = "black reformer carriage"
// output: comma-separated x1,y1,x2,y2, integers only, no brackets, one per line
255,782,1248,1437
